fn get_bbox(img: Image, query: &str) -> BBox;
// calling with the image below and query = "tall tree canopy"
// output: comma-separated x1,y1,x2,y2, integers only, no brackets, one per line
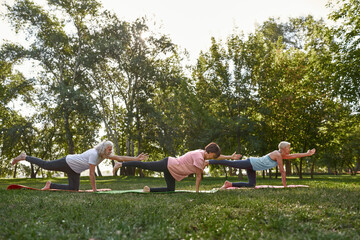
1,0,359,178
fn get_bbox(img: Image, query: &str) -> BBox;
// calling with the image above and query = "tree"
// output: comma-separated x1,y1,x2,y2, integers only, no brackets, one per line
0,56,34,177
4,0,102,157
86,13,188,175
248,16,343,178
329,0,360,109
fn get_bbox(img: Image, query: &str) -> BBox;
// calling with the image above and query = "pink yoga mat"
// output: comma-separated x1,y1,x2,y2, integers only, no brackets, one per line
225,185,309,189
7,184,111,192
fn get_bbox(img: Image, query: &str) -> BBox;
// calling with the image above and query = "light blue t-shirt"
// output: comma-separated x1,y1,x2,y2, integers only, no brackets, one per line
249,155,278,171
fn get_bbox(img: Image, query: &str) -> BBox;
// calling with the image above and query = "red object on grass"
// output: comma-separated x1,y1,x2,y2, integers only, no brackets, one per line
7,184,111,192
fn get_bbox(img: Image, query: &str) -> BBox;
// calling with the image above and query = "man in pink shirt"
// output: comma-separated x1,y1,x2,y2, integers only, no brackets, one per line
113,142,241,192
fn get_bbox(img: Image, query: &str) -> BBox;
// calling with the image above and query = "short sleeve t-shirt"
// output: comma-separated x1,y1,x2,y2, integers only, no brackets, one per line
167,149,205,181
66,149,103,174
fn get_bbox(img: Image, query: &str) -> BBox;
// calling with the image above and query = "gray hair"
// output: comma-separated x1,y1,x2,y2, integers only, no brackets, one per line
94,140,114,159
278,141,290,150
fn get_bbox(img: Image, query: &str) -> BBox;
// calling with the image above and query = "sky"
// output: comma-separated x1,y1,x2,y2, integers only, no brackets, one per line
100,0,331,62
1,0,332,63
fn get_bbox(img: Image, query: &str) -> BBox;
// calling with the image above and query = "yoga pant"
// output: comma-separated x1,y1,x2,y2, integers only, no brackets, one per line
122,157,175,192
25,156,80,190
208,159,256,187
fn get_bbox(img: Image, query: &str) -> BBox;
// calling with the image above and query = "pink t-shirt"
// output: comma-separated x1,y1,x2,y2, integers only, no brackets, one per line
167,149,205,181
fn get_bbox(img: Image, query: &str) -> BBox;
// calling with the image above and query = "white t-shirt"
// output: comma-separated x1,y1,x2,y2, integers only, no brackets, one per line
66,149,103,174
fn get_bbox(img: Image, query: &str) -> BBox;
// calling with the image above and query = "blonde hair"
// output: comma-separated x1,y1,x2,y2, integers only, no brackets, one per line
94,140,114,159
278,141,290,150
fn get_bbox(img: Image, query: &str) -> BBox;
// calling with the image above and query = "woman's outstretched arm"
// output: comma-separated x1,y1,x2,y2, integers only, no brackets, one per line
283,149,316,160
214,152,242,160
108,153,149,162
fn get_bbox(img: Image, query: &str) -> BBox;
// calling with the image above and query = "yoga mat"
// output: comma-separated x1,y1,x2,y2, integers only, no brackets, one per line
225,184,309,190
256,184,309,188
7,184,112,192
96,189,218,194
96,185,309,194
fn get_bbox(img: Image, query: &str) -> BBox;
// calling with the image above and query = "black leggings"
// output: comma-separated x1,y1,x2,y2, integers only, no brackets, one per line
25,156,80,190
122,158,175,192
208,159,256,187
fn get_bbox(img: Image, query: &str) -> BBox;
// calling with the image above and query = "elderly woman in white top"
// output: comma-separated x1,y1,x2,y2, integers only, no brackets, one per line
11,141,148,191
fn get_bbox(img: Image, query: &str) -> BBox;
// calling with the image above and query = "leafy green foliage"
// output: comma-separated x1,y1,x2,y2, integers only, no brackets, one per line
1,0,360,179
328,0,360,107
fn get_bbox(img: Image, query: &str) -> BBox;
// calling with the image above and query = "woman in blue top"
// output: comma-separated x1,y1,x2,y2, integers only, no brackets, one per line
206,141,316,188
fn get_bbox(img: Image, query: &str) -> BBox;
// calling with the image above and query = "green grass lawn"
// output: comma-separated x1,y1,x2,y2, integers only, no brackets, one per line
1,175,359,240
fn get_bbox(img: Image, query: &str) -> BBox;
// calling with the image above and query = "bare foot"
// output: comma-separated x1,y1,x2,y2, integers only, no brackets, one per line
11,152,26,165
113,162,122,176
220,180,232,190
41,181,51,190
143,186,150,192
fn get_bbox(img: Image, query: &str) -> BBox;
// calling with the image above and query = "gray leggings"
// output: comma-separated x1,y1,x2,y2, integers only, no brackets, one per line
26,156,80,190
208,159,256,187
122,157,176,192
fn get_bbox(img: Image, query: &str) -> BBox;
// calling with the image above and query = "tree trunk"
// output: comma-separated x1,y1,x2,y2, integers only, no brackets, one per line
229,167,234,176
268,168,272,179
238,169,243,180
299,159,303,179
104,120,122,176
347,164,355,175
285,160,291,175
30,163,36,178
294,163,299,175
97,165,102,177
63,111,75,154
23,147,37,178
13,165,17,178
122,139,135,176
310,159,316,179
223,166,228,180
355,161,360,175
135,107,145,178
